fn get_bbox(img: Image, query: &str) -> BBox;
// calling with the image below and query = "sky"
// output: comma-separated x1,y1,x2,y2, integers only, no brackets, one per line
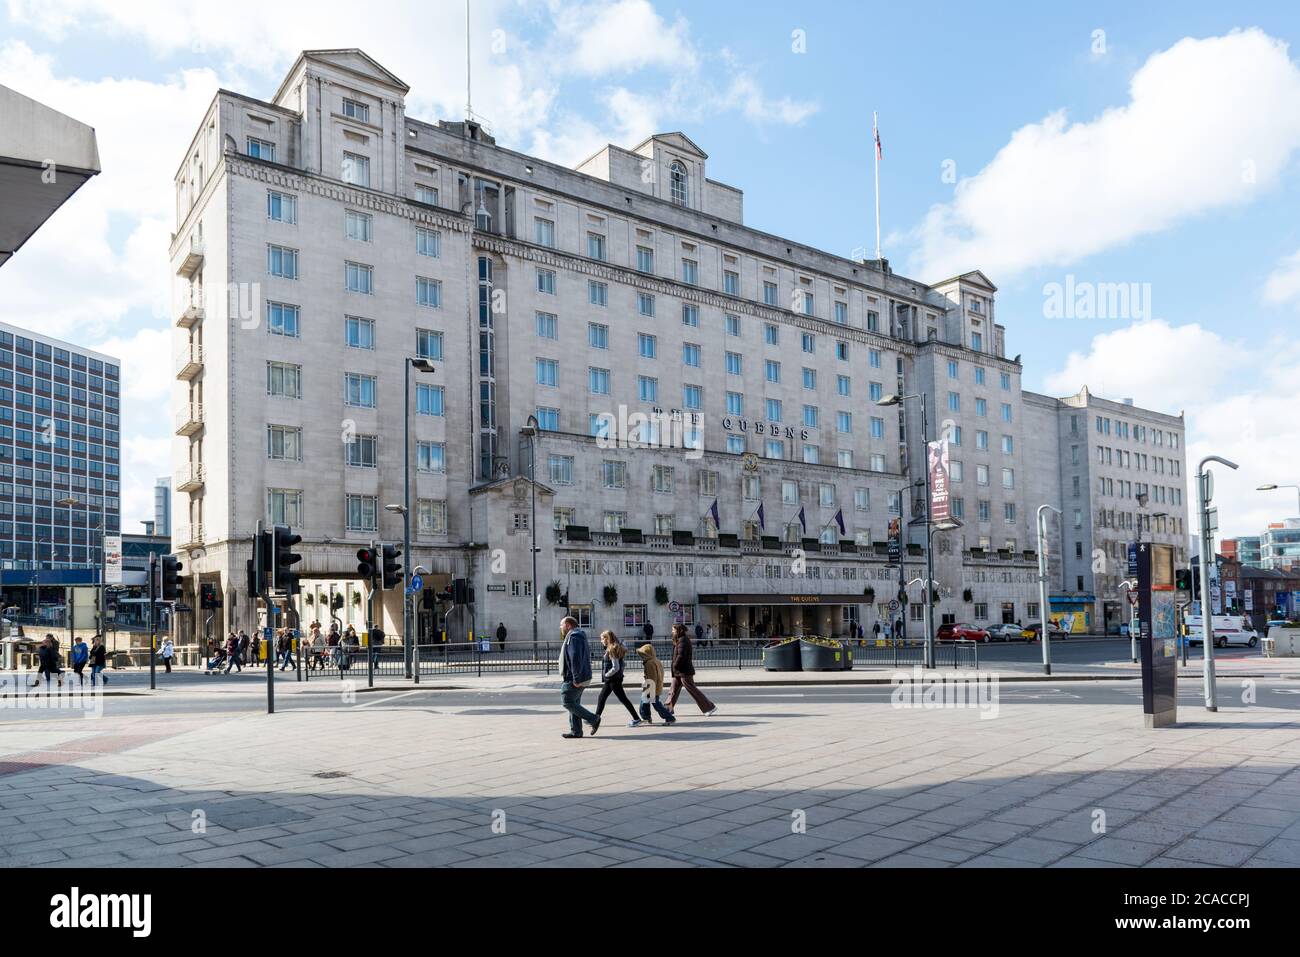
2,0,1299,542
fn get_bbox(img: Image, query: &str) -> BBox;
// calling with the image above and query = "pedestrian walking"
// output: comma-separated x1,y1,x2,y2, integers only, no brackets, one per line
70,635,89,686
636,644,675,725
558,616,599,739
368,625,384,670
224,632,242,673
873,620,881,642
311,624,326,670
496,621,507,653
33,634,63,689
642,620,654,644
594,630,640,727
276,629,294,670
339,628,359,672
694,621,704,648
666,623,717,716
158,637,175,674
89,635,108,686
250,630,262,666
238,630,251,667
206,638,227,674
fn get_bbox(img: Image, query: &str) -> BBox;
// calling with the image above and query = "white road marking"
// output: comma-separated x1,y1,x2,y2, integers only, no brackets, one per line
353,690,425,709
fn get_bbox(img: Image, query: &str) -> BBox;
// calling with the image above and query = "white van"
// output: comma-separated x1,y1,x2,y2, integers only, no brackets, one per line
1183,614,1259,648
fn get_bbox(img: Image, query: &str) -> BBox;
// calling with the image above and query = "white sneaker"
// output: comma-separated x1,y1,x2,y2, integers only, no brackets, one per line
628,719,641,727
705,707,718,716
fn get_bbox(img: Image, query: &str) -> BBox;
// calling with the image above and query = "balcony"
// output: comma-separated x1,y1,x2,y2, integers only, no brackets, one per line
175,464,205,493
174,403,205,436
177,234,205,278
176,523,204,548
176,302,205,329
175,343,204,380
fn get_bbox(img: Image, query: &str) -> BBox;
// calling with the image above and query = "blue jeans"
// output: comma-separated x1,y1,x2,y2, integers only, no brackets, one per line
90,664,106,685
639,690,675,723
561,681,598,736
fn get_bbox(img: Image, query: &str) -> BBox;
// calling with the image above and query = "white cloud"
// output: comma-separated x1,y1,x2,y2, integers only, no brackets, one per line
1043,320,1300,540
1263,248,1300,307
910,29,1300,282
550,0,695,76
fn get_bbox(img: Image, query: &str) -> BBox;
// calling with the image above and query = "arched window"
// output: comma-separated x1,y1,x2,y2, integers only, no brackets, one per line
669,161,688,206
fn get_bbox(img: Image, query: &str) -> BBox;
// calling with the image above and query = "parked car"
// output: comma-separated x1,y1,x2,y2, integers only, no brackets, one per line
986,622,1023,642
1021,621,1066,642
936,622,990,643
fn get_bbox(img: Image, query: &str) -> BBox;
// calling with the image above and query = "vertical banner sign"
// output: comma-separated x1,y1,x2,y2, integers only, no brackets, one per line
1127,542,1138,579
1243,590,1253,612
104,535,123,585
887,516,901,564
927,440,950,523
1138,542,1178,728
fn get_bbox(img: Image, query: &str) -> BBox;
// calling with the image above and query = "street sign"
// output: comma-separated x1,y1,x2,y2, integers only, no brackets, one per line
1127,542,1138,578
263,627,273,641
410,573,424,593
669,600,681,613
1205,508,1218,533
1200,471,1214,505
888,599,899,613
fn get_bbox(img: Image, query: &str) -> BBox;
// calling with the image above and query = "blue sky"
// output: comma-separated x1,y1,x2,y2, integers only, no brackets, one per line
2,0,1299,537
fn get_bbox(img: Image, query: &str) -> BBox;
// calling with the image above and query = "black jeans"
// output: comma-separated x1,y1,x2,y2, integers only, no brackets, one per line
595,676,639,720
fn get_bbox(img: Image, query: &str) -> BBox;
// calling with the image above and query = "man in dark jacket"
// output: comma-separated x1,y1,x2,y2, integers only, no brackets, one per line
495,622,507,652
558,616,599,739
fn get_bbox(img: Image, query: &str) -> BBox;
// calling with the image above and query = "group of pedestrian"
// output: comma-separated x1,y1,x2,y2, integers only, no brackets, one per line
31,633,108,688
559,618,715,739
207,630,253,674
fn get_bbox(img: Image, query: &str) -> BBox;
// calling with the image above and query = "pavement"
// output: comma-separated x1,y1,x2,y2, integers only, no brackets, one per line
2,671,1299,868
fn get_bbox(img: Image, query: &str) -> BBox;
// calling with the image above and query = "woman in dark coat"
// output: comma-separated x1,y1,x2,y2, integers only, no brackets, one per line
666,623,717,716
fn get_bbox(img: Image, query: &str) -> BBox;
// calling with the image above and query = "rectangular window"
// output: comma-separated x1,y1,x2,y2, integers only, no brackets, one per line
726,314,740,336
266,301,299,337
267,488,302,526
345,261,373,294
415,185,439,206
416,329,443,360
603,461,627,489
803,368,816,390
416,227,441,258
344,373,376,408
345,434,378,468
588,323,608,350
345,316,374,350
724,271,740,296
588,281,608,306
726,391,743,415
549,455,574,485
536,268,556,294
534,218,556,247
536,408,560,431
247,137,276,161
636,246,654,273
416,383,444,415
683,384,702,410
638,376,657,402
682,304,699,327
267,190,296,224
266,361,301,398
683,343,701,367
341,97,370,122
652,465,675,493
346,494,378,532
267,425,302,461
536,312,557,340
536,358,558,386
267,244,298,279
638,334,657,359
416,441,446,472
587,233,607,261
725,352,742,375
637,292,655,316
834,301,848,324
766,360,781,383
837,375,851,397
418,499,448,535
837,411,852,434
763,281,778,306
870,416,885,439
765,324,779,346
416,277,441,307
342,152,370,187
589,367,610,395
345,209,372,242
682,259,699,284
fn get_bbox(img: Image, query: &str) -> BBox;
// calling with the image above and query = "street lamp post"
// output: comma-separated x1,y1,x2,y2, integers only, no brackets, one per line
1198,455,1239,712
1256,483,1300,520
1036,504,1061,676
520,415,540,660
878,392,935,668
401,357,436,677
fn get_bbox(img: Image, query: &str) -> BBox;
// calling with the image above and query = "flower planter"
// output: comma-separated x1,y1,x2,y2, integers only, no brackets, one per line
841,640,854,671
762,639,802,672
799,637,843,672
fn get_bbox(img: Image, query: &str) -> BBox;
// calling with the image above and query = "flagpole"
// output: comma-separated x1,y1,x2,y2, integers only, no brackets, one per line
873,111,882,261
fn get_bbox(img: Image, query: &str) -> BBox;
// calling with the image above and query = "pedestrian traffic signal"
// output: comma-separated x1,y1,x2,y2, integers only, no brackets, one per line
381,543,402,591
200,582,221,609
356,545,379,585
1175,568,1192,591
160,555,183,602
272,524,302,594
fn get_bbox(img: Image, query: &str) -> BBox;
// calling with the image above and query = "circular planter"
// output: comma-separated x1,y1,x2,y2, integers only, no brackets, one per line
799,638,842,672
762,640,802,672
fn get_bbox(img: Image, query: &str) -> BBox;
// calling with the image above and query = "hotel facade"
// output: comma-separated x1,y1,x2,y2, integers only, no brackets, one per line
168,49,1188,645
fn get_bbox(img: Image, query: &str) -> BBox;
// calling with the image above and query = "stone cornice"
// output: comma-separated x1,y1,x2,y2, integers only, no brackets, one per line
226,156,470,233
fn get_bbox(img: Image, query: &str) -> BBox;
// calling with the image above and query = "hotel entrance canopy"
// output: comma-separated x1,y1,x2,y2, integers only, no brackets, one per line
0,84,101,268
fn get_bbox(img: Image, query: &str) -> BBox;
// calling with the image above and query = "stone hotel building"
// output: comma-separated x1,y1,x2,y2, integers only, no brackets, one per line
168,49,1188,645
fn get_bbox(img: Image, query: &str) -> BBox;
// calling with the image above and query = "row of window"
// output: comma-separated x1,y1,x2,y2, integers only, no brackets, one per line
265,246,443,305
265,489,447,535
0,332,116,377
266,426,446,471
945,360,1014,391
1095,416,1180,449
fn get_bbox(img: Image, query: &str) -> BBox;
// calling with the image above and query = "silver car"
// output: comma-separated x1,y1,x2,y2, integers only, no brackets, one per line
986,622,1023,642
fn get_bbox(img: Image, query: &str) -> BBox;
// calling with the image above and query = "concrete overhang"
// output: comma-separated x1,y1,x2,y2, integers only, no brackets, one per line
0,83,101,268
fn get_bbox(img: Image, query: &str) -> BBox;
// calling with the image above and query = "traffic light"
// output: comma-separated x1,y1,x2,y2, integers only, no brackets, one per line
452,578,468,605
160,555,183,602
1175,568,1192,592
381,543,402,591
272,524,302,594
200,582,221,609
356,544,379,586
